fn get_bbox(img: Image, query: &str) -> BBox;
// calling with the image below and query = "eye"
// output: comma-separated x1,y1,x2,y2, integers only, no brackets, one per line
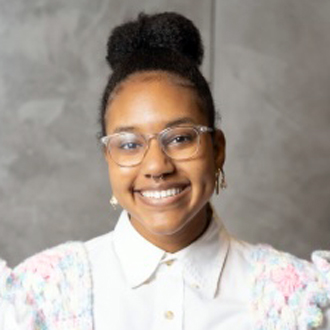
111,133,145,152
169,134,193,144
161,127,198,149
119,141,143,150
164,129,196,147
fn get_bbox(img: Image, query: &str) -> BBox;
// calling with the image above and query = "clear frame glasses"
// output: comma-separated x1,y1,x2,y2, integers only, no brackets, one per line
101,125,213,167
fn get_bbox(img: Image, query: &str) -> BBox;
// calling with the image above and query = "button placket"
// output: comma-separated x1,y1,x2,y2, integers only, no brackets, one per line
164,310,175,320
165,259,174,267
153,260,183,329
191,283,200,290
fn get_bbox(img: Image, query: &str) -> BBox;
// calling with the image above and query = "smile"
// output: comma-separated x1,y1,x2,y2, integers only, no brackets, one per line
140,188,183,199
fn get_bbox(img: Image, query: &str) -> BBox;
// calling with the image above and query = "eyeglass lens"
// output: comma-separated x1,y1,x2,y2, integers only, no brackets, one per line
107,127,200,166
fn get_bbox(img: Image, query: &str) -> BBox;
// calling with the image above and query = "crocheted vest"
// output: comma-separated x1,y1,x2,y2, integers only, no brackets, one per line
4,243,93,330
251,245,330,329
3,243,330,329
0,259,11,315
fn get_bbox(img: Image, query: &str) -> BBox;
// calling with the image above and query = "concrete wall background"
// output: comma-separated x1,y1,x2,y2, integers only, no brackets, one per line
213,0,330,256
0,0,212,267
0,0,329,266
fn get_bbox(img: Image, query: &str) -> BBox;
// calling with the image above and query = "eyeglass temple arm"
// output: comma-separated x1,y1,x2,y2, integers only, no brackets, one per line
197,126,214,133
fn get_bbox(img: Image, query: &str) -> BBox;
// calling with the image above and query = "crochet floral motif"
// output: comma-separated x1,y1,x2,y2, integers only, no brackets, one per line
270,263,304,298
251,245,330,330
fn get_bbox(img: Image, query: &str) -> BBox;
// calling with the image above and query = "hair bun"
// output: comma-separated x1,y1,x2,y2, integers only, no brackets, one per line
106,12,204,70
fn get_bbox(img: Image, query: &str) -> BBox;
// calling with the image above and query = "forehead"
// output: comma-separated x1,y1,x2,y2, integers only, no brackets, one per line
105,73,207,134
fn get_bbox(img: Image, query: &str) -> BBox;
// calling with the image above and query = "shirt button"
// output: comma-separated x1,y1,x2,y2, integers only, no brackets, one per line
164,311,174,320
191,283,200,289
165,260,174,266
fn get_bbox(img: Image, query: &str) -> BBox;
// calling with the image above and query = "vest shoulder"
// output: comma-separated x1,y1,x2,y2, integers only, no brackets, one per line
7,242,91,302
6,242,93,328
250,244,330,329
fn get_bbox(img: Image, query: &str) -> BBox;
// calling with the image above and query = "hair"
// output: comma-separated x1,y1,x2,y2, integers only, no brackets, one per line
99,12,217,137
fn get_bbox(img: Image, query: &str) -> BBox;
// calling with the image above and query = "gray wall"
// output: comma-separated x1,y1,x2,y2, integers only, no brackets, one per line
0,0,212,267
0,0,329,267
213,0,330,256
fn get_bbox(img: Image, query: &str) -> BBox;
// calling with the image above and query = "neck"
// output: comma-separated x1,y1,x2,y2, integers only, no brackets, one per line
130,204,212,253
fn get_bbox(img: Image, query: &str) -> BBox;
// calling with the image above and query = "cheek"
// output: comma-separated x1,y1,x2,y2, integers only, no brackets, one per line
194,162,215,190
180,160,215,198
191,145,216,190
199,141,216,170
107,163,134,193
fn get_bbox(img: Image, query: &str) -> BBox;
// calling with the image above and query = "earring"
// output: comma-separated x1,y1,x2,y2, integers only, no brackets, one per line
215,168,227,195
215,168,221,195
109,195,118,210
220,169,228,190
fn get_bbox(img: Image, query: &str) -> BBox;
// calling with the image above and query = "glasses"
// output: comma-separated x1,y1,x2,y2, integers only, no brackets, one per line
101,125,213,167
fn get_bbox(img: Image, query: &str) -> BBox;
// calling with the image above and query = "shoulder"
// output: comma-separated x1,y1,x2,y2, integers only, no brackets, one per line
249,244,330,329
249,244,330,292
6,242,93,328
9,241,90,289
249,243,327,280
85,230,114,257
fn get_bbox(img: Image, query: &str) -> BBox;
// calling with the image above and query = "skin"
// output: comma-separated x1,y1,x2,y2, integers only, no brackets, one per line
104,72,225,252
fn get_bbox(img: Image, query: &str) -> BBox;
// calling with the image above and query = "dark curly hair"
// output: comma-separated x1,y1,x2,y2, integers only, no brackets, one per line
99,12,216,137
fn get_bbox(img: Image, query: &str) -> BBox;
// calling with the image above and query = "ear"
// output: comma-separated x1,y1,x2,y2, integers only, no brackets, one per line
213,129,226,169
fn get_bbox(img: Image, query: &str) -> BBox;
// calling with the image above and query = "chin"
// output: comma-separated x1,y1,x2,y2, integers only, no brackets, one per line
149,222,187,236
140,211,192,235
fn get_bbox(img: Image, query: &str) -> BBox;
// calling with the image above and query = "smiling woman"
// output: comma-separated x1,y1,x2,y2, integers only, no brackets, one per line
1,11,330,330
103,73,224,252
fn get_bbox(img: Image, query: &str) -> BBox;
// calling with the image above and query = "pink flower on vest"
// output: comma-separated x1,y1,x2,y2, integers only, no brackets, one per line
271,264,303,297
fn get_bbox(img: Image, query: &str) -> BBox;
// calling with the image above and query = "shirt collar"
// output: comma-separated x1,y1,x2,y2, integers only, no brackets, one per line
172,212,230,299
113,211,165,288
113,209,230,298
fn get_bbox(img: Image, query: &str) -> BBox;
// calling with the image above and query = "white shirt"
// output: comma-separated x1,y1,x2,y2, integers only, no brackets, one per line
86,210,330,330
86,211,255,330
1,210,329,329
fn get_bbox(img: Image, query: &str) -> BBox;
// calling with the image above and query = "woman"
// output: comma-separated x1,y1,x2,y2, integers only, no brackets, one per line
1,12,330,330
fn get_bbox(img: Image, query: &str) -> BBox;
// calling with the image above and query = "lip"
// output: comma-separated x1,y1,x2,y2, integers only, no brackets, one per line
134,183,191,207
135,182,189,192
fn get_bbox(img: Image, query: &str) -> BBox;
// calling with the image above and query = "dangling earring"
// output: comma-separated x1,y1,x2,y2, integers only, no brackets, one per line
215,168,221,195
215,168,227,195
109,195,118,210
220,169,228,190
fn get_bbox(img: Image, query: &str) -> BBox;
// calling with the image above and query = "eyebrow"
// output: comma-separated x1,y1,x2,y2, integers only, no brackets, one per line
165,117,196,128
112,117,196,134
113,126,136,134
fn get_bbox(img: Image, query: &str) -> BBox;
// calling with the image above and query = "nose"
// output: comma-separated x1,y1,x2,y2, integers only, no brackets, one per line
140,139,175,179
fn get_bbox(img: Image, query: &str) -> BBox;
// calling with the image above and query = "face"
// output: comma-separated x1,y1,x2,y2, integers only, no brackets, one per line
104,73,225,251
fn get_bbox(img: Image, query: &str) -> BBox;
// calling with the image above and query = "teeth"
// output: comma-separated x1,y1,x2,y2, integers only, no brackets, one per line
141,188,183,199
